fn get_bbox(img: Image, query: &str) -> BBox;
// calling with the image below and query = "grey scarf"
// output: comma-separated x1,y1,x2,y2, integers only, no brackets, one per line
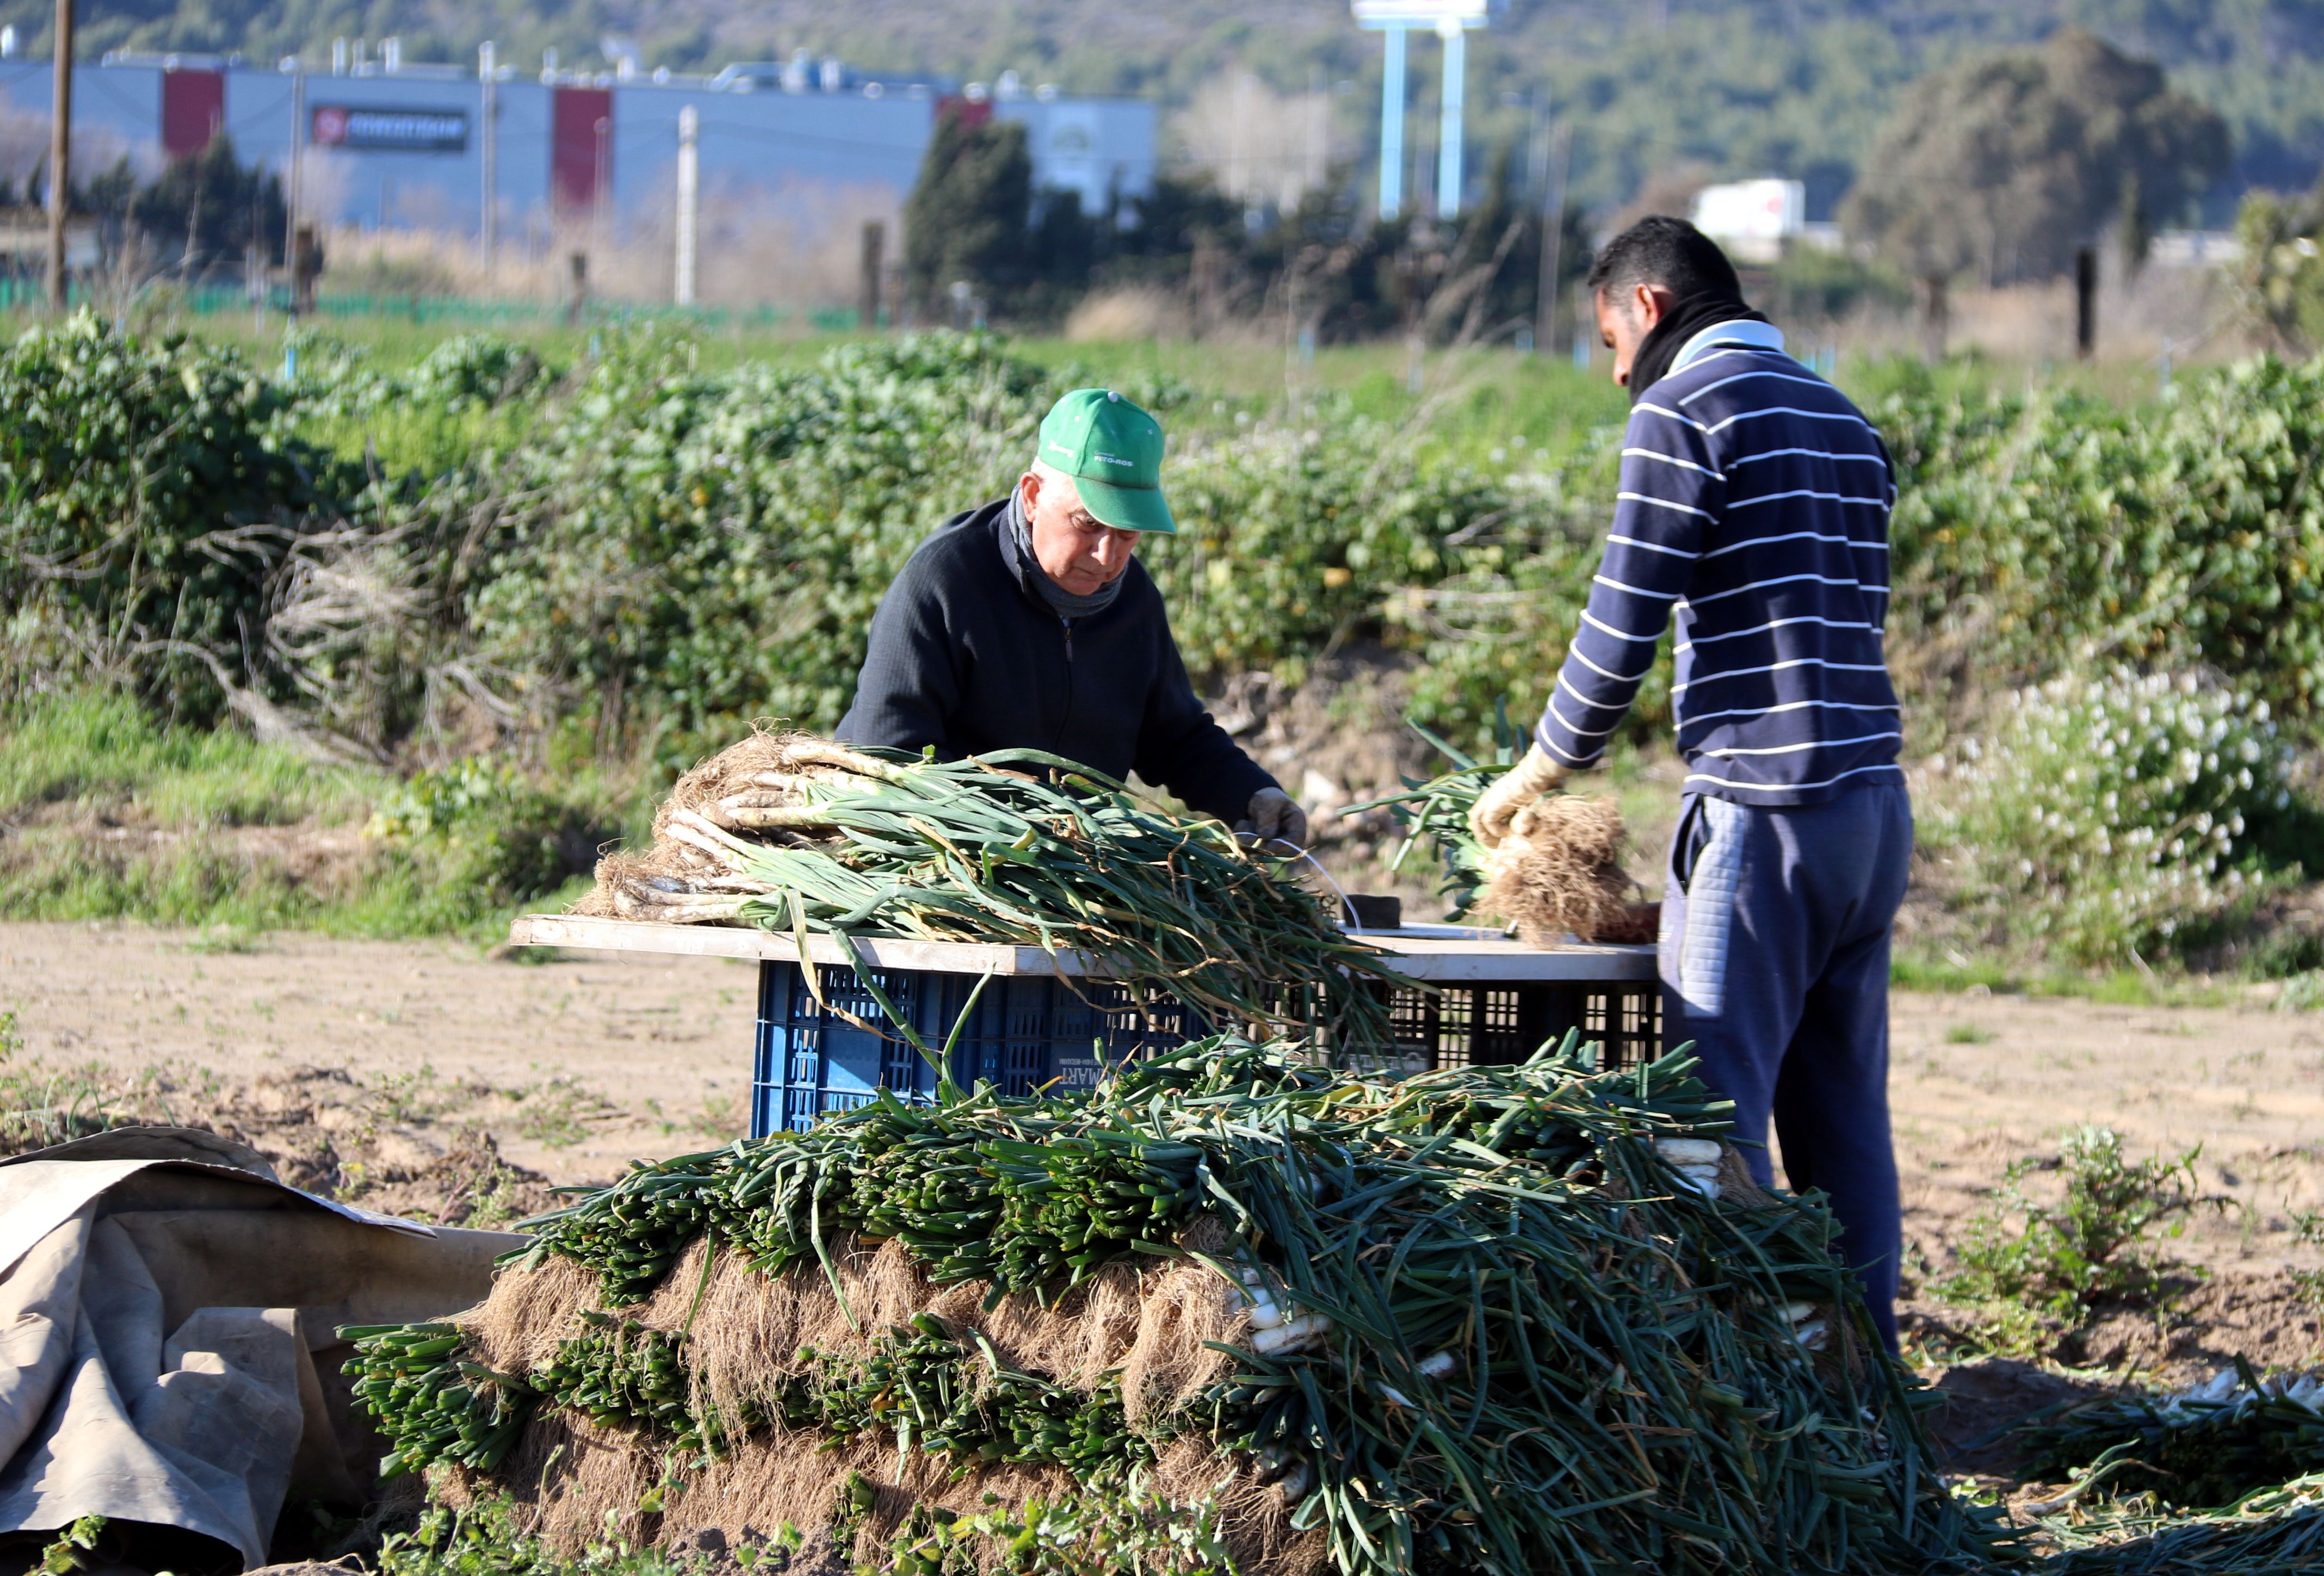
1005,490,1126,620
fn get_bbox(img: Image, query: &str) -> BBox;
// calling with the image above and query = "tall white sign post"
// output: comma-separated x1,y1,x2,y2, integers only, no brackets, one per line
1353,0,1492,220
675,104,700,306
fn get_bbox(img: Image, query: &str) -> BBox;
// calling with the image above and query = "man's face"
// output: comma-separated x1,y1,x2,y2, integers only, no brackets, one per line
1596,281,1674,388
1022,469,1140,596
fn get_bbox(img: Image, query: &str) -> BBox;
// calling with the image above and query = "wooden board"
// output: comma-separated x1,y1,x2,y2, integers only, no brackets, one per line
508,914,1659,984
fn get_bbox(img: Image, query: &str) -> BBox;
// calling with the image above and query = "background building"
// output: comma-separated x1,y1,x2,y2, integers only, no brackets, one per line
0,50,1155,240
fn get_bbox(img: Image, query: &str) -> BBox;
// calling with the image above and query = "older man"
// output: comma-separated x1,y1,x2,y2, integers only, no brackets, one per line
1470,217,1911,1349
838,388,1305,842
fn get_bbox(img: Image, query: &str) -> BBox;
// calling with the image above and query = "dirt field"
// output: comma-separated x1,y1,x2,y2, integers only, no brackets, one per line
5,917,2320,1388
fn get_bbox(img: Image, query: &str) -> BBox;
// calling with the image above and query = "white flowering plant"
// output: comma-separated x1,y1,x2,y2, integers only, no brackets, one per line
1928,668,2296,964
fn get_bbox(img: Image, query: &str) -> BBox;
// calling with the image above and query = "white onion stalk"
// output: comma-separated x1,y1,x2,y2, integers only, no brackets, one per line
1227,1266,1330,1350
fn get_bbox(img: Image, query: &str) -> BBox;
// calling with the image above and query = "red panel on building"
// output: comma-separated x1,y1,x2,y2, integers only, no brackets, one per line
551,87,614,217
160,70,225,159
936,96,993,131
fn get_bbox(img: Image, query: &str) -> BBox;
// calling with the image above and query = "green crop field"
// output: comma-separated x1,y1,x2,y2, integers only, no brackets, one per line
5,308,2323,986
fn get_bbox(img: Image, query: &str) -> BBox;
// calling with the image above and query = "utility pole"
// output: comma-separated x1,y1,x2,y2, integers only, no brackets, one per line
1376,24,1406,220
592,115,611,246
287,60,304,285
1434,15,1465,220
45,0,71,310
1307,65,1328,200
2074,245,2098,360
858,219,884,329
673,103,698,306
1534,120,1570,355
479,41,497,275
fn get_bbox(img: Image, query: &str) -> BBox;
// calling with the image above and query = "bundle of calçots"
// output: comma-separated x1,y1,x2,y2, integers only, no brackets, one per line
2034,1475,2324,1574
1349,722,1655,946
2017,1364,2324,1511
579,730,1402,1049
341,1322,533,1476
343,1038,2001,1576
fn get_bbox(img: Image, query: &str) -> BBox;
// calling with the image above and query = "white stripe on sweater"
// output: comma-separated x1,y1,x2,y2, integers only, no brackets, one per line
1695,729,1904,759
1677,614,1881,649
1547,684,1625,734
1682,760,1906,793
1698,529,1889,560
1671,656,1893,694
1705,405,1875,438
1676,696,1902,727
1622,447,1726,480
1608,531,1701,557
1634,401,1709,433
1594,573,1685,601
1568,642,1654,684
1615,492,1716,521
1685,571,1877,606
1680,366,1840,405
1726,446,1889,468
1581,609,1668,643
1725,488,1893,512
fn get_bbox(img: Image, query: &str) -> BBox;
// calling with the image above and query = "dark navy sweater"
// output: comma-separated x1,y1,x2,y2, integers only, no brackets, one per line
835,497,1276,824
1536,323,1905,806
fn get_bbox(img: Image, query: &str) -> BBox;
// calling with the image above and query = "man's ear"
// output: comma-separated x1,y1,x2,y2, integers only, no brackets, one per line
1018,469,1041,512
1631,281,1667,332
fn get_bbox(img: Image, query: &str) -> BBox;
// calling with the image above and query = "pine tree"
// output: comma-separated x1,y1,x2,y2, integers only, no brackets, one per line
901,107,1033,322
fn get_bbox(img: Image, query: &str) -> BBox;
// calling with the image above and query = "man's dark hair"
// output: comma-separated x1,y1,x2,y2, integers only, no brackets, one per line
1585,215,1742,303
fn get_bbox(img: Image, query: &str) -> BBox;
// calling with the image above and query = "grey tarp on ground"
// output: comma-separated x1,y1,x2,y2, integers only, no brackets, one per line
0,1128,520,1568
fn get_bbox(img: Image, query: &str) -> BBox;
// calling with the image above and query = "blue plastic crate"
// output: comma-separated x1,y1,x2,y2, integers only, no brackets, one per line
750,960,1212,1135
745,957,1662,1136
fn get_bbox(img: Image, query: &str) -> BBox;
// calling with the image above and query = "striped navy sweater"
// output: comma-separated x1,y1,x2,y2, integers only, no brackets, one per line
1535,321,1905,806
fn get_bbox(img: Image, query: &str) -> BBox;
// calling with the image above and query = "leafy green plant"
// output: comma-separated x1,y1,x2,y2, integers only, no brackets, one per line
1883,357,2324,726
1938,1127,2222,1337
367,759,593,906
883,1483,1237,1576
1141,414,1538,693
2293,1209,2324,1308
38,1515,108,1576
374,1496,725,1576
0,313,355,719
1924,668,2298,964
0,1011,137,1158
511,1074,619,1148
405,334,555,413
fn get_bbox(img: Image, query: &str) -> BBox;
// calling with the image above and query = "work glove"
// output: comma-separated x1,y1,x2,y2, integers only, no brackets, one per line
1467,745,1569,850
1238,786,1309,847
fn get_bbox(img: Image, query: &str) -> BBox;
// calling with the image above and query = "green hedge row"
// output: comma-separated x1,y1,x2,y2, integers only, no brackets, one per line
11,316,2324,770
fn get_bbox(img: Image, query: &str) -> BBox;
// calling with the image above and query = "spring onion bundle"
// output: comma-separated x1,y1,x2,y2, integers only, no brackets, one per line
351,1039,1999,1576
2034,1474,2324,1573
1349,726,1652,945
2018,1364,2324,1511
583,731,1401,1048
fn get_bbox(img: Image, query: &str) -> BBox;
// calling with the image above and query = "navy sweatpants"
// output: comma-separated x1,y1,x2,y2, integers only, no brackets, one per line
1658,782,1912,1350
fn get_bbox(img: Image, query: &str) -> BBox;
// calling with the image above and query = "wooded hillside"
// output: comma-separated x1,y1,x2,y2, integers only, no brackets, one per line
4,2,2317,212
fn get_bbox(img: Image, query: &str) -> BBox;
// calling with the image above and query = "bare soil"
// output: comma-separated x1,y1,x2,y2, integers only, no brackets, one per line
1886,990,2324,1379
5,918,2322,1488
0,920,757,1208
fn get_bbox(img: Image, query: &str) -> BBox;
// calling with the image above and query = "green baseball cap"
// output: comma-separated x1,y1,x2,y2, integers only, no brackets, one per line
1036,388,1175,534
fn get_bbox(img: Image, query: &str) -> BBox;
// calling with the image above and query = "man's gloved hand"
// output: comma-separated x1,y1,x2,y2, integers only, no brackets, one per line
1238,786,1309,847
1467,745,1570,849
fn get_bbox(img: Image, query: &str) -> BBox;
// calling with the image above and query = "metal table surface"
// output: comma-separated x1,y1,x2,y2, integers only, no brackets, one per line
505,913,1658,982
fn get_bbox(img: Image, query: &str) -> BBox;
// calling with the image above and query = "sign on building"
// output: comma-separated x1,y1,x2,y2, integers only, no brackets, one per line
311,106,470,153
1691,179,1806,262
